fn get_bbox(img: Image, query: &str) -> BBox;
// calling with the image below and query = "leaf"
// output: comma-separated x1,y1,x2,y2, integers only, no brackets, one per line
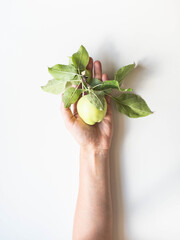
103,89,112,95
69,56,73,65
65,81,73,88
113,93,153,118
89,78,102,87
72,45,89,71
41,79,67,94
63,87,83,108
119,87,133,92
90,78,120,90
114,63,135,86
87,90,105,110
84,69,91,83
69,75,82,85
48,64,77,81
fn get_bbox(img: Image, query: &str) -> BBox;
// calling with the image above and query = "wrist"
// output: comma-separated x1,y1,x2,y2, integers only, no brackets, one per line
80,146,110,169
80,146,110,177
80,145,110,157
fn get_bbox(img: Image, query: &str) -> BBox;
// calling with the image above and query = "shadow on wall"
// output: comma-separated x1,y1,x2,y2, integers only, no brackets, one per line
96,41,152,240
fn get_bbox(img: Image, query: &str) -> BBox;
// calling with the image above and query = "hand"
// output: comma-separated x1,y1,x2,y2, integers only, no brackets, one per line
60,58,113,150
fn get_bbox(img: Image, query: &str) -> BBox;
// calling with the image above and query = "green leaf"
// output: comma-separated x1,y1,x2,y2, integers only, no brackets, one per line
69,56,73,65
87,90,105,111
113,93,153,118
114,63,135,86
69,75,82,85
119,87,133,92
48,64,77,81
63,87,83,108
90,78,120,91
103,89,112,95
89,78,102,87
41,79,67,94
72,45,89,71
83,69,91,83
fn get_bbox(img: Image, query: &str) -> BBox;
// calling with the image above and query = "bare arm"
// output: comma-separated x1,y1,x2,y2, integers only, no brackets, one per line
73,147,112,240
61,59,113,240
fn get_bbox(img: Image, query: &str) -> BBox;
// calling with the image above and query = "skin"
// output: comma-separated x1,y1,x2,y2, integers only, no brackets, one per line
60,58,113,240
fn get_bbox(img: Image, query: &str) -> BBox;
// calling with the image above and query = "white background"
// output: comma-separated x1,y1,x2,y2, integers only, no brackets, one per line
1,0,180,239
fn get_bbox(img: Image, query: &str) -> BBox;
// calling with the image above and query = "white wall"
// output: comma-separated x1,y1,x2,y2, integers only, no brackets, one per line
1,0,180,239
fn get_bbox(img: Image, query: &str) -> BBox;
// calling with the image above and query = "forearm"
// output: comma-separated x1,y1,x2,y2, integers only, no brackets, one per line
72,147,113,240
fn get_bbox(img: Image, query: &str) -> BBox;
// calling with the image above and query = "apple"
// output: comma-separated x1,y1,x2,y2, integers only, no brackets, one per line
77,95,107,125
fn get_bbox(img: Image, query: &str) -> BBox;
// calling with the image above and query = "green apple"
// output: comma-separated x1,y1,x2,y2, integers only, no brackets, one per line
77,95,107,125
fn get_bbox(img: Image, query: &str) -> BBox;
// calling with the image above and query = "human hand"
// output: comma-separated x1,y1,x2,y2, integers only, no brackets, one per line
60,58,113,151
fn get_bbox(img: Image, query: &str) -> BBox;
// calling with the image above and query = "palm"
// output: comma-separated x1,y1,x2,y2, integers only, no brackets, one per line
71,104,112,149
61,58,113,150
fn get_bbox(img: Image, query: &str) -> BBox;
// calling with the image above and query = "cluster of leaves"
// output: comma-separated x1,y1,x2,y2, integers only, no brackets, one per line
41,45,153,118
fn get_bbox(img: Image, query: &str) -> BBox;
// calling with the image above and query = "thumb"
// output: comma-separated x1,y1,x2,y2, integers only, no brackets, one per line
60,95,76,129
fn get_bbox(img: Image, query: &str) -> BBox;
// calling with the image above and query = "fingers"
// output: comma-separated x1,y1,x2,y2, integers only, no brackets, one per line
86,57,93,78
102,73,109,82
104,100,112,120
102,73,111,104
73,100,78,115
94,61,102,80
104,97,113,122
60,96,76,129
